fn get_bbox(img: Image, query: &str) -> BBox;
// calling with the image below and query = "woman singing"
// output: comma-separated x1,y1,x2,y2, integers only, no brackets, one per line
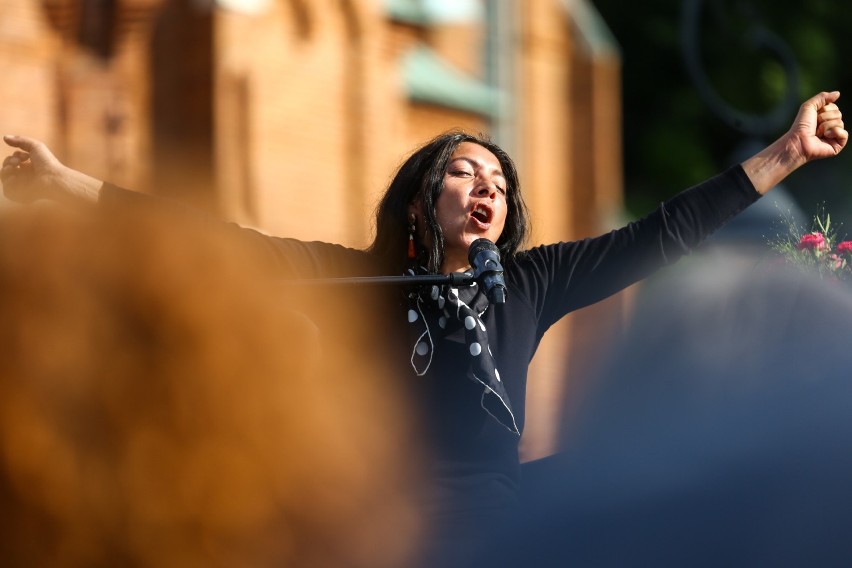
2,91,847,565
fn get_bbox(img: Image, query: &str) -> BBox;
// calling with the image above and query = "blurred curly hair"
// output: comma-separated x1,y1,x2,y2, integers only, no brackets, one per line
0,206,422,568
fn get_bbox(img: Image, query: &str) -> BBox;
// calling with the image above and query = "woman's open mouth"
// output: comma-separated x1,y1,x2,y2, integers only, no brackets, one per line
470,204,493,228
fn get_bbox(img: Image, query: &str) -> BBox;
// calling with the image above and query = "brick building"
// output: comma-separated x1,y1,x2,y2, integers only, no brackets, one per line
0,0,623,460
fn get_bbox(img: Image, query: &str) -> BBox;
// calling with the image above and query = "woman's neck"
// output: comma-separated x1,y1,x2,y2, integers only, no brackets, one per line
440,250,471,274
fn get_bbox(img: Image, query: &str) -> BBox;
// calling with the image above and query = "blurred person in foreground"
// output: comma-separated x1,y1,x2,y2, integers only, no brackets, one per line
482,252,852,567
1,91,847,565
0,205,423,567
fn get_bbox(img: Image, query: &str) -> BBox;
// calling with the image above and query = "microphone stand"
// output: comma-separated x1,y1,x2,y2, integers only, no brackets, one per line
280,240,505,303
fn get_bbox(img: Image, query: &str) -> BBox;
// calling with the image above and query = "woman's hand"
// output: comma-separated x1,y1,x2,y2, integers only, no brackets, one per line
1,135,103,204
790,91,848,163
743,92,848,195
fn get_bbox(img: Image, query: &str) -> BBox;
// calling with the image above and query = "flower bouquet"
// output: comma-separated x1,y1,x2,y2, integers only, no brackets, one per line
770,207,852,281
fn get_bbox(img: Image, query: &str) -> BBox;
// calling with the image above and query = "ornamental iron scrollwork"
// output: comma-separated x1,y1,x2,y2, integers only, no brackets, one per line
681,0,799,137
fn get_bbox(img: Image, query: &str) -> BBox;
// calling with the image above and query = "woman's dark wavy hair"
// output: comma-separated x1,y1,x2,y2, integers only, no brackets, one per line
368,131,530,274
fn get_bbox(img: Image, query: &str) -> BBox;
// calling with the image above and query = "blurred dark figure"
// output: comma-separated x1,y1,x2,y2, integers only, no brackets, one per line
482,252,852,567
0,205,423,567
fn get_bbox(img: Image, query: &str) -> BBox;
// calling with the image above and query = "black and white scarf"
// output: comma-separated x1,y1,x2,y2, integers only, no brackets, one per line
406,269,519,434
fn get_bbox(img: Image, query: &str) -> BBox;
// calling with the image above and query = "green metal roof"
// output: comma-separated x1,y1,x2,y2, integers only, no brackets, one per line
385,0,429,25
386,0,482,25
402,44,506,118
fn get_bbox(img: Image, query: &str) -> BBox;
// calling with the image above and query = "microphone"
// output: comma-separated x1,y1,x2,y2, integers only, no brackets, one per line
468,238,507,304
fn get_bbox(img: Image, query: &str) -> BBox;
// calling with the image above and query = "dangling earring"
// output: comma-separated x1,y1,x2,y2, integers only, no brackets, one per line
407,213,416,260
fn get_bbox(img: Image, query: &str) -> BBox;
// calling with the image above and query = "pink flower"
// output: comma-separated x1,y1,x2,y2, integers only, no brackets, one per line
836,241,852,255
829,253,844,270
796,232,826,250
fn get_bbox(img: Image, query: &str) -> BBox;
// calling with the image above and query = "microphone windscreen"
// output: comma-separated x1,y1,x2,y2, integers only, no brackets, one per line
468,238,499,265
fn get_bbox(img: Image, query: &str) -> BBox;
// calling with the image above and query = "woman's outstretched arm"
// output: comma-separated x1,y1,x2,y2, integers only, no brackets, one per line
3,90,846,204
1,135,103,205
742,91,847,195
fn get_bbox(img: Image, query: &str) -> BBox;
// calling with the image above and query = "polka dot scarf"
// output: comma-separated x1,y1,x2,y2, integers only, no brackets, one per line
406,269,519,434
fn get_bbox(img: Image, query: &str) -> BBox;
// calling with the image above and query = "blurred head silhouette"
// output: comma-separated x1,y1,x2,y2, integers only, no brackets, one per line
489,251,852,567
0,205,422,567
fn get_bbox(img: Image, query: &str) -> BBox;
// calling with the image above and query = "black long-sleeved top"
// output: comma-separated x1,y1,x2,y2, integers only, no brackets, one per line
101,165,759,549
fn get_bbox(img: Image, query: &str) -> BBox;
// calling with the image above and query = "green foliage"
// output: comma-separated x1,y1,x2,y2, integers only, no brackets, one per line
592,0,852,223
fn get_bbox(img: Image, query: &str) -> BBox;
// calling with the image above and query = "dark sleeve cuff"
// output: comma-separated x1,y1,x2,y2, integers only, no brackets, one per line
658,164,761,248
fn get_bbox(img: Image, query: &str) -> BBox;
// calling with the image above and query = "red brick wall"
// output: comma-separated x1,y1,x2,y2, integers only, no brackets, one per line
0,0,62,153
